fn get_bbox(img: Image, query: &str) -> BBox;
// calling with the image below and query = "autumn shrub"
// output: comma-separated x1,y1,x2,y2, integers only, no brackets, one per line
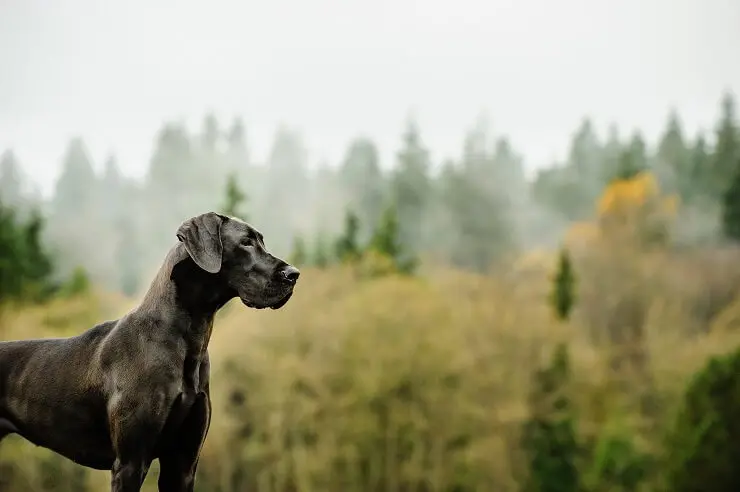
4,249,740,491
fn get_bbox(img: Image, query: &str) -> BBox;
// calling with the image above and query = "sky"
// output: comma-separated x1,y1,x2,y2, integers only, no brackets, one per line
0,0,739,197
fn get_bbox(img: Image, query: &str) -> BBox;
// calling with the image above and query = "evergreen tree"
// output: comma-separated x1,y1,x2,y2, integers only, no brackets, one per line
334,209,362,262
710,91,740,197
100,153,125,222
289,236,308,267
0,150,24,210
614,133,648,181
688,133,712,206
339,138,386,241
52,137,100,217
115,212,142,297
0,200,56,304
221,172,248,220
369,202,417,275
313,232,330,268
521,343,580,492
550,247,576,321
567,118,602,181
721,158,740,241
260,125,311,254
601,123,623,183
201,112,220,152
655,110,690,198
47,137,110,285
0,201,24,301
390,117,432,253
442,120,519,271
664,346,740,492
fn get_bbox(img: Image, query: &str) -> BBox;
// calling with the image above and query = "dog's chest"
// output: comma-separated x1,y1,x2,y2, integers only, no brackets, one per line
182,354,208,394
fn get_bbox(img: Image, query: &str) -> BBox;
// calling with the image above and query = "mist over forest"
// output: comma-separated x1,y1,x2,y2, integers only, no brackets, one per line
4,2,740,490
0,91,737,297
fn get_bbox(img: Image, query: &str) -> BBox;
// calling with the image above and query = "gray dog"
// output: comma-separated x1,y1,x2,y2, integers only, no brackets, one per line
0,212,300,491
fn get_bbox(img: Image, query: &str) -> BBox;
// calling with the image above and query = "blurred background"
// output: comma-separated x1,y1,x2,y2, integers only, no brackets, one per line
1,0,740,490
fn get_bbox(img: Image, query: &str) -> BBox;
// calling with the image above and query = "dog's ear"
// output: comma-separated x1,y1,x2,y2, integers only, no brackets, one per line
176,212,227,274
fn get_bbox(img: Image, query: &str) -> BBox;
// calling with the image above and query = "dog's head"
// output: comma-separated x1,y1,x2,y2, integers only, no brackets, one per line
176,212,299,310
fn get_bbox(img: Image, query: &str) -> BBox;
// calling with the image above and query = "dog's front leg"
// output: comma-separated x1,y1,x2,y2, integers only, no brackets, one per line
109,391,172,492
111,458,151,492
157,392,212,492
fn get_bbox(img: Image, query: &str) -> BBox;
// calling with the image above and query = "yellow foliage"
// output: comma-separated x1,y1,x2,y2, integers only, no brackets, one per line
564,172,679,252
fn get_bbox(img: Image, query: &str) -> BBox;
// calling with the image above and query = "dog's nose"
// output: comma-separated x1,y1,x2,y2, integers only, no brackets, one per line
280,265,300,284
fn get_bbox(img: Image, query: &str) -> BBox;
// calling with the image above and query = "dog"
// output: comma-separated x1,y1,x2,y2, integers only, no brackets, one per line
0,212,300,491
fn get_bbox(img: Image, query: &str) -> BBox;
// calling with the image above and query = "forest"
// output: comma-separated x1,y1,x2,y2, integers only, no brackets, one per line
1,90,740,491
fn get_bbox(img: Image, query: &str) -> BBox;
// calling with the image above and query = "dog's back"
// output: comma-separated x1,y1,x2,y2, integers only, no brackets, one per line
0,321,120,468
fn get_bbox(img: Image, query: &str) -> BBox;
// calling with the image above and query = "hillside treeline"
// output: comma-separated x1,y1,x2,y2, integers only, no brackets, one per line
1,91,739,296
2,90,740,491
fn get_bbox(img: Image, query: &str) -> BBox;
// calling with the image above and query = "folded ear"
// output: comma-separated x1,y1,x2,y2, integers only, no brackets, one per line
176,212,226,274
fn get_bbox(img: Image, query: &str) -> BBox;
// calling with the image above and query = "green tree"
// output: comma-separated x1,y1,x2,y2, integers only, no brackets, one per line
289,236,308,267
390,117,432,252
100,154,125,222
441,119,518,272
550,247,576,321
52,138,100,217
0,201,25,302
710,91,740,198
584,426,652,492
655,110,690,198
722,158,740,241
313,232,331,268
521,343,580,492
221,172,248,220
260,125,311,254
664,346,740,491
339,138,386,241
688,133,712,207
0,150,24,211
613,133,648,181
115,212,142,297
369,202,417,275
0,201,56,304
334,209,362,262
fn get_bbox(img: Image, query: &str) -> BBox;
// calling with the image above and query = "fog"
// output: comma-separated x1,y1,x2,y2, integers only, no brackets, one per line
0,0,739,293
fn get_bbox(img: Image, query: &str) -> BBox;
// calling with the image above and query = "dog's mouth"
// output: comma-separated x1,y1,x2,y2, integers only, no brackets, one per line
240,289,294,310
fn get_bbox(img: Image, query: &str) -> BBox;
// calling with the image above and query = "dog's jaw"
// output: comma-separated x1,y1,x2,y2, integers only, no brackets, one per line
240,289,293,310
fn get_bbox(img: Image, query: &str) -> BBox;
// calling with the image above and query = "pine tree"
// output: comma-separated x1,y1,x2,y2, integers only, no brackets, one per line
289,236,308,267
721,158,740,241
313,232,330,268
0,150,24,211
614,134,648,181
521,245,579,492
521,343,580,492
550,247,576,321
339,138,386,241
655,110,690,198
0,200,56,304
688,133,711,206
441,120,518,272
334,209,362,263
390,117,432,252
221,172,248,220
710,92,740,198
664,346,740,491
369,202,417,275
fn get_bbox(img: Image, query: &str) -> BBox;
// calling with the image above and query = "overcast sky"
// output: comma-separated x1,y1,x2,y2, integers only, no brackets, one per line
0,0,739,197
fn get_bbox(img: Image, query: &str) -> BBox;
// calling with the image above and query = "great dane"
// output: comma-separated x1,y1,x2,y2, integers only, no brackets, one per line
0,212,300,491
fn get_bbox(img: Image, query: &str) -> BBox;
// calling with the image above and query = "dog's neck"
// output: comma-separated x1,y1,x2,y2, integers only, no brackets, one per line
137,243,236,355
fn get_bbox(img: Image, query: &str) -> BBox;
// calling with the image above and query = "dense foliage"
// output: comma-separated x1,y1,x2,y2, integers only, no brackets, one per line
1,90,740,491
